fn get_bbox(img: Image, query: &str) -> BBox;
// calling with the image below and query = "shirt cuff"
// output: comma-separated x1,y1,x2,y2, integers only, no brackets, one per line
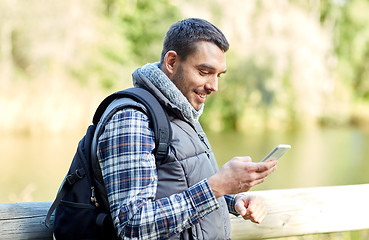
185,179,219,219
224,194,239,216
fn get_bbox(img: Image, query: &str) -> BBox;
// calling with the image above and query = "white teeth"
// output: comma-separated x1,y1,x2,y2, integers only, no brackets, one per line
199,94,206,98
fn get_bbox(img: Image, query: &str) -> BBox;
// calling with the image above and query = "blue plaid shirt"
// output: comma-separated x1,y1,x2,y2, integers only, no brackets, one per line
97,108,237,239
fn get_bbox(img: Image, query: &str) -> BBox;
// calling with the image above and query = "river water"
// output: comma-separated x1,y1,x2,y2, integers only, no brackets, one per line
1,126,369,203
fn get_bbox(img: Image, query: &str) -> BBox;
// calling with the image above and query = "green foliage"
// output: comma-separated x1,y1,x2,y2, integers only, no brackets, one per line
202,55,276,131
10,30,30,73
203,0,369,131
320,0,369,100
70,0,181,90
2,0,369,133
103,0,180,64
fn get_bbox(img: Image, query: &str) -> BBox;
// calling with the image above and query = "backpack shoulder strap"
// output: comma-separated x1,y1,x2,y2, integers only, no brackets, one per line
92,87,172,163
90,87,171,213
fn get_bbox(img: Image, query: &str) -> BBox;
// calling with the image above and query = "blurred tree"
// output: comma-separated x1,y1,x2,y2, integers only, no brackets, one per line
102,0,180,64
72,0,181,90
320,0,369,100
2,0,368,133
201,0,334,131
202,56,275,131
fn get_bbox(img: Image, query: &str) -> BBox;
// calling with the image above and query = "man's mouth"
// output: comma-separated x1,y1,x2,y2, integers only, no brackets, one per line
198,93,207,99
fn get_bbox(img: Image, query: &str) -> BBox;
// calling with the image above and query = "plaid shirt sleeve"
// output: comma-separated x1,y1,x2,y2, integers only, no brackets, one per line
97,108,220,240
224,194,239,216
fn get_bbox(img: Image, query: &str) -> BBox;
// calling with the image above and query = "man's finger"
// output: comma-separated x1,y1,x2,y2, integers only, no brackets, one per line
255,160,278,172
235,200,247,216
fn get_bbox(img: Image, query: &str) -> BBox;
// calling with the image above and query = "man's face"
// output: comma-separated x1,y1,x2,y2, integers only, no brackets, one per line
170,41,227,111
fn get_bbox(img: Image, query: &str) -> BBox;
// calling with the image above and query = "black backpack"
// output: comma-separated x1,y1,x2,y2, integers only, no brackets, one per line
45,87,171,240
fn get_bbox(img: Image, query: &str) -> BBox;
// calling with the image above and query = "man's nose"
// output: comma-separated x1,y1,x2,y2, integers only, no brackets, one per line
205,76,218,92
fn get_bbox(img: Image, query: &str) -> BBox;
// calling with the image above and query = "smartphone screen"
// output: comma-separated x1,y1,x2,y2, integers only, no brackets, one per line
260,144,291,162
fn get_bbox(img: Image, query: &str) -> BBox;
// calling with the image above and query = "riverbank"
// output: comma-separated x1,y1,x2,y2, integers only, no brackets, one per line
2,82,369,135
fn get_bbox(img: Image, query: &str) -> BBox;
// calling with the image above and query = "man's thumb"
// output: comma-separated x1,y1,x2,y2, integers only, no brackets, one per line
235,201,247,216
239,156,252,162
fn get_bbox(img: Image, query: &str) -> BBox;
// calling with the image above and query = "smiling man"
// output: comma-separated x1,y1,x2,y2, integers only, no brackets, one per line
161,40,226,111
97,18,277,239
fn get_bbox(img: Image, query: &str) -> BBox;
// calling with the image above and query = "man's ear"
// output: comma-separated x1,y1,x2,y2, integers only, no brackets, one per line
163,50,178,75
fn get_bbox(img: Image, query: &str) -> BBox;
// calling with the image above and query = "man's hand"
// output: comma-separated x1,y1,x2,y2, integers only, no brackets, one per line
234,194,267,224
208,156,277,198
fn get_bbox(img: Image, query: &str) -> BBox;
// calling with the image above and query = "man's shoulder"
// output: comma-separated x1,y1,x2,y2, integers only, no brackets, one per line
109,106,150,123
100,107,153,140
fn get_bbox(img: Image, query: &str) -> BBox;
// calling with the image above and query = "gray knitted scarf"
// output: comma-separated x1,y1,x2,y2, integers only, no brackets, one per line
138,62,204,124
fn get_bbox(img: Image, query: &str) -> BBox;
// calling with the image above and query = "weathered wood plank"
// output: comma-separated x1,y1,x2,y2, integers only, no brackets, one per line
0,201,53,239
231,184,369,239
0,184,368,239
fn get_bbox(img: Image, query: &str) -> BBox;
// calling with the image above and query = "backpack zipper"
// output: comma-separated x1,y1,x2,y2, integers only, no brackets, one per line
90,186,99,207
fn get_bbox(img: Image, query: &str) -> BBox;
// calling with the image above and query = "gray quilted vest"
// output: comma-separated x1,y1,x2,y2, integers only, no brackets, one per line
157,118,231,240
134,70,232,240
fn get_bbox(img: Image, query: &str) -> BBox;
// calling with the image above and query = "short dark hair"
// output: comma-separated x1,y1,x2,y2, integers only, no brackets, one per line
160,18,229,65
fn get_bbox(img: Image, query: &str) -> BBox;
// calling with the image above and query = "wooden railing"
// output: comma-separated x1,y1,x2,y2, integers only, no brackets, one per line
1,184,369,240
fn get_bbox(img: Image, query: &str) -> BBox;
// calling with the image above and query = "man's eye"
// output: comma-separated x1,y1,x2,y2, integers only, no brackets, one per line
200,70,208,75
